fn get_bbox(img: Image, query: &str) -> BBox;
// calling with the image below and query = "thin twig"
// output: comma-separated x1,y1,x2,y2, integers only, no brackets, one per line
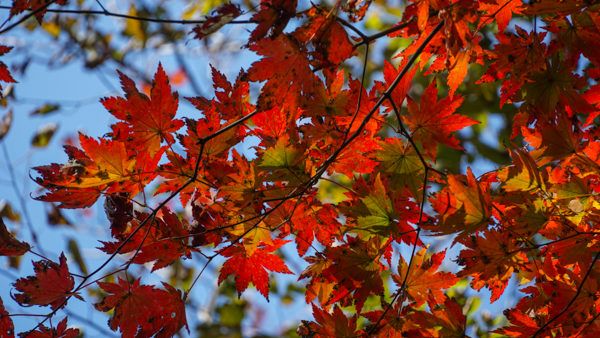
0,1,57,35
1,142,45,254
27,110,259,332
355,19,415,46
0,5,254,26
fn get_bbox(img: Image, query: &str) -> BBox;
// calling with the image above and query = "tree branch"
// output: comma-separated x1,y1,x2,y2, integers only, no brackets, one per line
0,5,254,26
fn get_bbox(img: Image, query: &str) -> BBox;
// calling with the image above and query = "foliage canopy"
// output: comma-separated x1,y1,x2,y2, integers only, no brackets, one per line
0,0,599,337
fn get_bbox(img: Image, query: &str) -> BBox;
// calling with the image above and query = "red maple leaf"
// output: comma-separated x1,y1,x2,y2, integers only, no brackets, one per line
187,66,253,122
300,305,359,337
99,208,194,271
10,0,68,23
412,297,467,337
377,60,417,111
0,45,16,96
404,81,478,159
289,201,341,256
457,230,529,302
495,309,541,337
218,239,292,299
247,34,314,111
393,248,459,308
102,64,183,155
294,7,355,67
479,0,523,32
250,0,297,42
95,278,188,338
34,134,162,208
13,253,79,310
0,298,14,338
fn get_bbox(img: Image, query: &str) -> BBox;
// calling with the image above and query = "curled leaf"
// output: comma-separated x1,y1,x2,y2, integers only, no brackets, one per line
31,123,58,148
0,297,15,338
29,103,60,116
0,217,29,257
192,3,241,40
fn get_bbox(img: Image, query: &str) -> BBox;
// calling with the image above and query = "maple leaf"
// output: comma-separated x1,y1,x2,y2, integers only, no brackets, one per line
247,34,314,111
99,208,194,271
495,309,541,337
103,193,134,238
303,237,387,312
177,107,243,159
375,137,427,197
0,45,16,96
299,305,359,338
479,0,523,32
361,304,407,336
228,221,275,255
329,134,380,177
478,26,547,104
378,60,417,111
428,167,491,238
22,317,79,338
288,201,341,256
446,50,469,98
550,11,600,67
34,134,162,208
13,253,79,310
294,7,355,67
405,0,450,32
102,64,183,155
218,239,292,299
498,148,547,192
457,230,529,302
299,254,340,306
0,217,30,256
218,149,261,204
448,168,492,227
250,0,297,42
258,136,308,184
95,278,188,338
412,297,467,337
376,138,423,175
521,118,579,162
353,174,423,246
404,81,477,159
301,69,348,120
187,66,253,122
394,248,458,307
10,0,68,23
0,298,14,338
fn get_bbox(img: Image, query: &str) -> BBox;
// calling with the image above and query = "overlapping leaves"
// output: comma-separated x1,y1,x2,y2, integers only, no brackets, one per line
2,0,600,337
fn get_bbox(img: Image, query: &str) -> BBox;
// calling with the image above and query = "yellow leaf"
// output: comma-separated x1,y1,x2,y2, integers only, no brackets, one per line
125,6,146,43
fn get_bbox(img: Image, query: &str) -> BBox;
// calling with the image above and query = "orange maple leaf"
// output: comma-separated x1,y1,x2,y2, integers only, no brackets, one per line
404,81,478,159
